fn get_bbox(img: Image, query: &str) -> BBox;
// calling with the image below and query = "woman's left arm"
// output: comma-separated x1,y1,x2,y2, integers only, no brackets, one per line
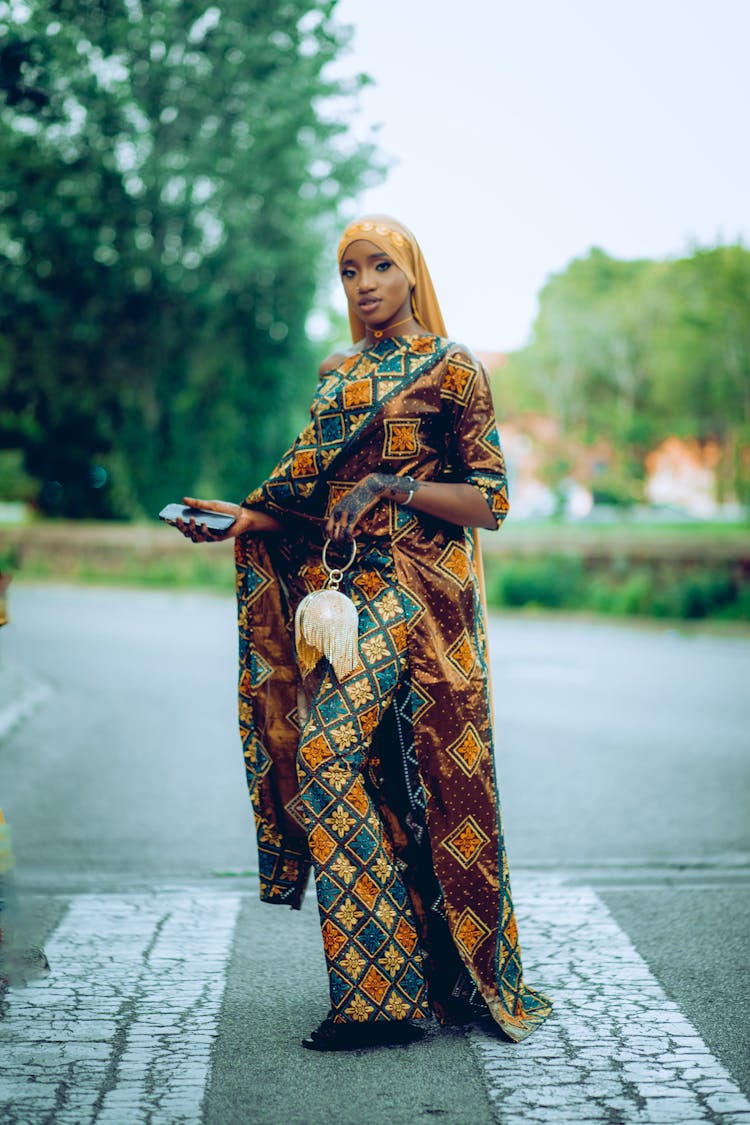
435,350,510,528
388,477,498,528
326,352,509,541
326,475,495,541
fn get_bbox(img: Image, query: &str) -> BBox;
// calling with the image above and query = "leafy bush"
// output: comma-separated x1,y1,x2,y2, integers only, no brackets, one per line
587,569,653,615
484,555,749,620
651,569,737,619
487,555,585,609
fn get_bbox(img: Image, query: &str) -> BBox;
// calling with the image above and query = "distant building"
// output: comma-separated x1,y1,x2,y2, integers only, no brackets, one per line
644,437,721,518
476,355,733,520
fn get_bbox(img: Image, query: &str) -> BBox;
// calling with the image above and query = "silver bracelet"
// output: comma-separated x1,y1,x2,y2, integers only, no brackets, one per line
400,476,416,507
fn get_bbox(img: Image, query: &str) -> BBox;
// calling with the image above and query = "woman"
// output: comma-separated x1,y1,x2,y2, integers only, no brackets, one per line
176,215,551,1050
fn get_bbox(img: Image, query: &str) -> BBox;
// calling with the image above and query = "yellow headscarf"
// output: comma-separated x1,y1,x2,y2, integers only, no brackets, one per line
337,215,448,343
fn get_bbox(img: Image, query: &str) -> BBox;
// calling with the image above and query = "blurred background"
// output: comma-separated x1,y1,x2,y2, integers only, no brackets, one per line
0,0,748,617
0,5,749,1108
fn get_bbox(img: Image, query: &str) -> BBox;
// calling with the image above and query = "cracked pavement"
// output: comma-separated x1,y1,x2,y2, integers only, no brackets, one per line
0,585,748,1123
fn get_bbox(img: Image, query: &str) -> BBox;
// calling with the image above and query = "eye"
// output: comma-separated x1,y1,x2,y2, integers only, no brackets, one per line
375,261,391,272
341,267,356,280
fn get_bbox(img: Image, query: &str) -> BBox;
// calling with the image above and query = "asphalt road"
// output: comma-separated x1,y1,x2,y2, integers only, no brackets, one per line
1,584,748,1123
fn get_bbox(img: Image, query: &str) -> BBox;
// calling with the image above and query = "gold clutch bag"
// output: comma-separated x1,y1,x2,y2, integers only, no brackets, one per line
294,539,359,679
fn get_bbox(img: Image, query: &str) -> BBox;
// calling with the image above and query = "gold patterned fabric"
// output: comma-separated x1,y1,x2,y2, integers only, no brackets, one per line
235,333,552,1040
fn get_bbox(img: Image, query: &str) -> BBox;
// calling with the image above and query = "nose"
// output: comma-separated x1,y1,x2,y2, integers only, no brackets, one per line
358,269,376,293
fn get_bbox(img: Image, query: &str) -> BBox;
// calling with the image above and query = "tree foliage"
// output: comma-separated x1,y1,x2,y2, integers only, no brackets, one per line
497,245,750,506
0,0,377,516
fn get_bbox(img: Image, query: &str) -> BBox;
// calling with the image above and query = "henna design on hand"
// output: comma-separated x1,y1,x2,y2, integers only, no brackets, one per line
368,473,420,502
326,473,421,540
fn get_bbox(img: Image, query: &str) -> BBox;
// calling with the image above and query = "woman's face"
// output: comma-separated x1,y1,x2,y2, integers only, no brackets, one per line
339,239,412,331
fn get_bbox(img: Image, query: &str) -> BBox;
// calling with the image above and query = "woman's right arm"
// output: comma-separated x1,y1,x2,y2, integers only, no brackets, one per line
174,496,284,543
185,352,353,543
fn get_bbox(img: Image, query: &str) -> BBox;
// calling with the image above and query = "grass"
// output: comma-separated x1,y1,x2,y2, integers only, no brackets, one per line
13,549,237,594
14,544,236,592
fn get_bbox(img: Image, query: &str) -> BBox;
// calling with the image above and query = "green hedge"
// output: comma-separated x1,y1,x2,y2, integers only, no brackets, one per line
483,554,750,620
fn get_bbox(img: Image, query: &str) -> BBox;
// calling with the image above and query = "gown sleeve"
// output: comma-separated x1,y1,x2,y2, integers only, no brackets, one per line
439,350,510,527
240,415,324,526
241,376,344,521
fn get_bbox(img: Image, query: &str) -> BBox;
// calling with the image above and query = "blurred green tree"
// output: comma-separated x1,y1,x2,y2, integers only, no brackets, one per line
496,245,750,508
0,0,378,516
647,246,750,504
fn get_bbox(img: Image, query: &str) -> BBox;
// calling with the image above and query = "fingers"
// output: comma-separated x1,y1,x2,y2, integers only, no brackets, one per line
174,516,216,544
174,518,195,541
182,496,236,515
194,520,224,542
333,521,355,543
326,510,353,543
327,508,344,540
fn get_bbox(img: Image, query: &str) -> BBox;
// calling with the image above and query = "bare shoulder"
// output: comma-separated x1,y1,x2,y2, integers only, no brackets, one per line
318,351,347,377
318,342,363,379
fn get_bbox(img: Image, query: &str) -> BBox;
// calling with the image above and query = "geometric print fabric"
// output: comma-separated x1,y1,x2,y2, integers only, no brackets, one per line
249,336,453,523
237,335,551,1040
296,562,429,1023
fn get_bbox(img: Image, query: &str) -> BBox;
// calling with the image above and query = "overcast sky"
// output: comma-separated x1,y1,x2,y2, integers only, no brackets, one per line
326,0,750,351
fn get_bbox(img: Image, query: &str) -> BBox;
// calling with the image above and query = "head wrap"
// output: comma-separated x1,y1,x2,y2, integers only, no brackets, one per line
337,214,447,343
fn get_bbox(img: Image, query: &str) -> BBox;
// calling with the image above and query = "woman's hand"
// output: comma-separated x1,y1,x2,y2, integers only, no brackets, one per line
174,497,282,542
325,474,411,542
325,475,498,539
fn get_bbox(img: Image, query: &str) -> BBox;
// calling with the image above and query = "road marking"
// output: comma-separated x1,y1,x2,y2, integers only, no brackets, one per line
0,891,240,1124
2,883,748,1124
469,880,750,1124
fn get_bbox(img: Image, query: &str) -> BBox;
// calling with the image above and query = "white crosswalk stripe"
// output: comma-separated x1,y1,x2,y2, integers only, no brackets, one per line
1,882,748,1123
469,881,750,1124
0,892,240,1124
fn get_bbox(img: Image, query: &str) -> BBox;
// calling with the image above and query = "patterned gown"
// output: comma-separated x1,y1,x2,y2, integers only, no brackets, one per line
235,333,552,1040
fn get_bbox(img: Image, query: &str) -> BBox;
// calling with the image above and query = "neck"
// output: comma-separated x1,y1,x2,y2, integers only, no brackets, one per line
366,314,421,342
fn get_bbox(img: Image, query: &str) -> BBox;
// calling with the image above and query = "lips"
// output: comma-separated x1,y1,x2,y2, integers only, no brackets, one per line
358,298,380,313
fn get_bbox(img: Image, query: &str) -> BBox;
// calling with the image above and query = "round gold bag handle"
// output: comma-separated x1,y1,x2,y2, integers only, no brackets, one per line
321,537,357,591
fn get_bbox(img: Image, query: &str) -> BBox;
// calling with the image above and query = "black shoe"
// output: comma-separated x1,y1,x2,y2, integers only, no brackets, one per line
443,991,492,1026
301,1011,426,1052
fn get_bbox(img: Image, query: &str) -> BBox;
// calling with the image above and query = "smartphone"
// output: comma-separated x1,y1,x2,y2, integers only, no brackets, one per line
158,503,236,532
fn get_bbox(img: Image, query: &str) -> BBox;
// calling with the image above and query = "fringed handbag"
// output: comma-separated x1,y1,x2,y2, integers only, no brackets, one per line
294,538,360,679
